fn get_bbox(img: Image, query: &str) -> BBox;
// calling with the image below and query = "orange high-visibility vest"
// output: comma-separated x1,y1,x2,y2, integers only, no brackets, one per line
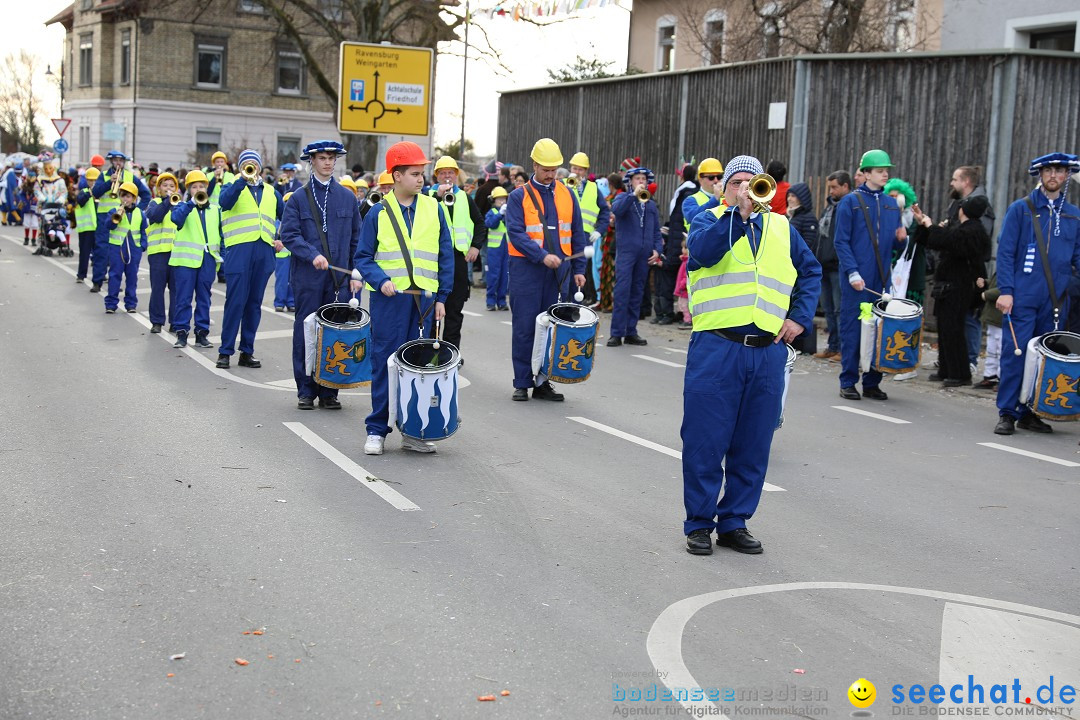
511,182,574,257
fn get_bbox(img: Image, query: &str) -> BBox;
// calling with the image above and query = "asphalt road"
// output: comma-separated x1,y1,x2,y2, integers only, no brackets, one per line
1,227,1077,719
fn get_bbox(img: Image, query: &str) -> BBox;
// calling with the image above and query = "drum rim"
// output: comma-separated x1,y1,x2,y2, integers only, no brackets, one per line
1037,331,1080,361
872,297,922,319
316,302,371,328
547,302,599,327
394,337,461,372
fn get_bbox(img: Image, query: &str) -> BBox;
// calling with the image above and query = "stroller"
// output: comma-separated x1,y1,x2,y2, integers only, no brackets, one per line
37,203,73,257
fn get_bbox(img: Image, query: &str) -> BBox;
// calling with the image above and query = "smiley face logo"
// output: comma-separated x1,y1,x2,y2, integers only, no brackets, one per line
848,678,876,708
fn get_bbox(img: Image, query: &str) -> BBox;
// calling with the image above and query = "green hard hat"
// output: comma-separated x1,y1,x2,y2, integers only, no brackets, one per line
859,149,894,170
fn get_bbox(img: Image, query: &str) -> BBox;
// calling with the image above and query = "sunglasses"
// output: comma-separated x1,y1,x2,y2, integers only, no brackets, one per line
700,174,721,181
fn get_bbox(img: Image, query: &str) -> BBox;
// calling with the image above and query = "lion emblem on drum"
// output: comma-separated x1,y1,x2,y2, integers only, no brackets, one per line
324,339,367,376
1044,373,1079,409
884,329,918,363
558,338,591,371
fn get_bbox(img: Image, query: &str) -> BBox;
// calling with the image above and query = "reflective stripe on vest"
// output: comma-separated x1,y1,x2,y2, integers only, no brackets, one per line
371,194,442,292
96,169,134,214
108,207,144,246
510,182,574,257
221,185,277,248
74,193,97,231
169,206,222,268
146,198,177,254
577,181,600,234
688,208,797,335
430,188,472,252
209,171,236,206
683,190,711,231
487,217,506,247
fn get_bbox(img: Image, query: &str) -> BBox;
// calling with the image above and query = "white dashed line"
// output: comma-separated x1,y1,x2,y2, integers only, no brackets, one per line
831,405,911,424
462,309,482,317
977,442,1080,468
501,321,512,326
633,354,685,368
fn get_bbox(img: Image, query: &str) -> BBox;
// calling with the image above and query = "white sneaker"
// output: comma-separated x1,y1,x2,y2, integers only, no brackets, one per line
893,370,917,381
363,434,384,455
401,436,437,454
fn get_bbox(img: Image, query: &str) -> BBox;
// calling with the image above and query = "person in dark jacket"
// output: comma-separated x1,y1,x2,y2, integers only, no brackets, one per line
911,195,992,386
813,171,849,358
656,163,700,324
786,182,819,353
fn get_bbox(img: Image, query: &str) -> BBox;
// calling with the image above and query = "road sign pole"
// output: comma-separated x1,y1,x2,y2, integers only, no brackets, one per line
460,0,469,162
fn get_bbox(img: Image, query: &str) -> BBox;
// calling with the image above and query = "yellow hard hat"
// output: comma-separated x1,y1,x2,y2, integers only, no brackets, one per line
378,171,393,186
490,186,508,199
211,151,228,163
185,169,209,186
530,138,564,167
283,192,293,203
433,156,462,175
84,167,101,182
339,175,357,191
118,181,139,197
156,172,178,188
698,157,724,175
569,152,590,169
356,178,369,189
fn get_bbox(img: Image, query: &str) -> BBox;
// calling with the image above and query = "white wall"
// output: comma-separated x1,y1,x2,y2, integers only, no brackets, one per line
941,0,1080,51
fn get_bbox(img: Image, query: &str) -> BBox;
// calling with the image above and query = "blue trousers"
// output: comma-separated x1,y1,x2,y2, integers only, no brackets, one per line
682,332,785,535
171,253,216,334
611,246,650,338
997,301,1057,419
92,214,111,285
76,230,95,279
105,243,142,311
147,252,174,326
274,255,294,308
366,291,436,437
292,272,349,401
839,283,883,389
219,241,275,356
509,256,570,388
485,242,509,307
820,270,841,353
965,310,981,367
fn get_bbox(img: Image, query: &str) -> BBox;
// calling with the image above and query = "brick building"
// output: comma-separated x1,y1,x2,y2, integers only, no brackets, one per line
46,0,348,169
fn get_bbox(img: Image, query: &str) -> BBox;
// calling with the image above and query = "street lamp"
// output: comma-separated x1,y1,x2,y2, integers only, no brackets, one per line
45,63,64,115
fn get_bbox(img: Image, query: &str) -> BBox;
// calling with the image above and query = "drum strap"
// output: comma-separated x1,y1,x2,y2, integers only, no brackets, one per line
855,194,889,293
305,185,344,291
380,198,434,335
1026,198,1062,328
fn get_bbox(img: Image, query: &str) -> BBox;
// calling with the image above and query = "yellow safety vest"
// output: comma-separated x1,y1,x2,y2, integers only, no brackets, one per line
209,170,236,206
97,169,135,214
221,184,277,248
108,207,144,246
577,181,600,235
74,190,97,231
487,214,506,248
170,205,222,268
146,198,176,255
430,187,472,253
689,208,796,334
371,193,443,292
683,190,711,231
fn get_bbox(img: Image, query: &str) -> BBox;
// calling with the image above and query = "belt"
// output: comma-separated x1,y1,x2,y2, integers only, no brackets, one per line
709,328,776,348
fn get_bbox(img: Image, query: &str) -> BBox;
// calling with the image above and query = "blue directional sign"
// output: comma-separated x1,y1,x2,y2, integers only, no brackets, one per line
52,138,69,154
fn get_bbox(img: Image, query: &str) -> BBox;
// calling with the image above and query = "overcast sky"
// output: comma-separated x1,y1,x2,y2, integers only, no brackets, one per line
17,1,630,158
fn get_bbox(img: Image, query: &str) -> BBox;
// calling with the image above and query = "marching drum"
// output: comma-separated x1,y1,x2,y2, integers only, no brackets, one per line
531,303,599,385
311,304,372,389
1021,331,1080,421
388,338,461,441
776,343,797,430
872,298,923,374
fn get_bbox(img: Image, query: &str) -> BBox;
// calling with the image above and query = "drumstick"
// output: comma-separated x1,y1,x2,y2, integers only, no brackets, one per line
864,287,894,302
327,263,361,280
1005,313,1022,356
433,317,442,350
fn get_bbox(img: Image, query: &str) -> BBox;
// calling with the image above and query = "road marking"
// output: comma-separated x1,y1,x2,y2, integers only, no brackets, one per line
267,379,298,388
501,321,512,326
662,347,688,354
251,329,294,340
283,422,420,511
633,354,685,368
831,405,911,424
462,309,482,317
567,416,784,492
977,442,1080,468
647,583,1080,716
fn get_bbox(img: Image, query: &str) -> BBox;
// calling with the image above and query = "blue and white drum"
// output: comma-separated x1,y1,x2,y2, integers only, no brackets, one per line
1021,331,1080,421
313,304,371,389
872,298,923,374
777,343,797,430
538,303,599,384
388,338,461,441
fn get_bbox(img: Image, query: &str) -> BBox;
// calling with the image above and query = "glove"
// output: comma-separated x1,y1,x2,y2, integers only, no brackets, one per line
500,205,507,216
589,231,601,243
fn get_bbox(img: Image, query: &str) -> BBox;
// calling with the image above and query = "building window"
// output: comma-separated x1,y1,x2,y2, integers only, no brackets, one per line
1029,26,1076,50
120,29,131,85
277,135,301,168
238,0,265,12
196,129,222,162
657,17,676,71
761,3,781,57
704,10,725,65
195,38,226,88
80,0,92,9
276,44,305,95
79,126,90,164
67,39,74,90
79,34,93,86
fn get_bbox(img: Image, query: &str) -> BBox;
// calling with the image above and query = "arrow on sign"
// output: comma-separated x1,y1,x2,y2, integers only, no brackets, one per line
343,70,406,129
51,118,72,137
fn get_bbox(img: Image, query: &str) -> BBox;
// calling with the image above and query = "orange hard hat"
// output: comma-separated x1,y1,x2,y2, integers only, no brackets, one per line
90,154,105,168
385,142,428,171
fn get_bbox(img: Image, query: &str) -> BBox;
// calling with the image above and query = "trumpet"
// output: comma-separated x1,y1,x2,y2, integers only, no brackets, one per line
109,171,122,198
634,187,651,202
193,190,209,206
110,210,123,224
169,192,182,204
441,190,456,207
746,173,776,213
240,162,260,183
366,190,382,206
276,175,288,185
564,175,579,189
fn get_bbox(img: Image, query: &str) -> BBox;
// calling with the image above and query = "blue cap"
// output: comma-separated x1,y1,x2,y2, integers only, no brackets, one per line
1029,152,1080,177
300,140,346,161
622,166,655,187
238,149,263,169
105,150,129,160
280,162,298,171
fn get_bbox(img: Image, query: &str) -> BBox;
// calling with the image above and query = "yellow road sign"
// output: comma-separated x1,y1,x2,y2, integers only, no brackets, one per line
338,42,433,137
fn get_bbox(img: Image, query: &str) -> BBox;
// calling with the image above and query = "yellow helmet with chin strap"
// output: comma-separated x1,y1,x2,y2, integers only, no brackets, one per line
530,138,564,167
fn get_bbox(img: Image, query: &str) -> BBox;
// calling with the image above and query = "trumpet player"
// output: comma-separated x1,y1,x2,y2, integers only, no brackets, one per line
277,162,302,194
169,171,222,350
103,182,149,314
681,156,821,557
207,150,235,283
215,149,283,369
143,172,181,334
91,150,149,293
607,166,663,347
430,156,486,353
567,152,610,305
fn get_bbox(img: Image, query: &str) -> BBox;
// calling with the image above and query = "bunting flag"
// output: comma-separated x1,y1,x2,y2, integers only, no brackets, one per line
489,0,615,20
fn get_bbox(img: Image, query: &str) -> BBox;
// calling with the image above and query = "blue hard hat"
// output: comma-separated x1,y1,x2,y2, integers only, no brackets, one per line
105,150,130,160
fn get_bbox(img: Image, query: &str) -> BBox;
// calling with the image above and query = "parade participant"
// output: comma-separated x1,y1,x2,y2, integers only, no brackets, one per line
170,171,222,349
278,162,302,194
993,152,1080,435
20,171,38,247
143,173,180,333
608,166,663,346
0,161,15,225
32,161,68,256
683,155,821,555
832,149,902,401
215,149,282,369
567,151,611,305
92,151,150,293
682,157,725,229
504,138,587,401
430,156,486,352
484,186,510,310
339,174,358,198
74,168,100,282
104,183,148,314
272,192,296,313
279,140,362,410
354,141,454,454
377,171,394,195
355,178,369,205
206,151,235,206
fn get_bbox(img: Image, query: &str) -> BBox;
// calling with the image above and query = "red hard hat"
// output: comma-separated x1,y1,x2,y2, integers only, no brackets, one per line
385,142,428,171
90,154,105,168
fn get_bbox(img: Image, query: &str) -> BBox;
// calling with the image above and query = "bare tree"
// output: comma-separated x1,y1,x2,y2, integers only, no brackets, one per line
0,51,45,153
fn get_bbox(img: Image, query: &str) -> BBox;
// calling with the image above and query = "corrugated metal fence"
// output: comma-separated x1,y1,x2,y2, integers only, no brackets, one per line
497,50,1080,225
